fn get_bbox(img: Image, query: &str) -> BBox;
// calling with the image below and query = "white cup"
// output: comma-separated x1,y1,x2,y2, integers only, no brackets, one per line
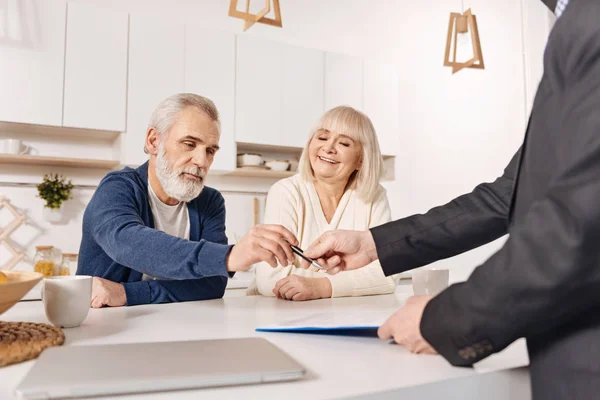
265,160,290,171
1,138,29,154
412,269,449,296
42,276,92,328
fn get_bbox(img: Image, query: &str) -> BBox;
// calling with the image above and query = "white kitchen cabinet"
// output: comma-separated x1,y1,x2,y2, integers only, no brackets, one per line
236,37,325,149
0,0,67,126
235,35,283,147
185,27,236,172
123,15,185,166
364,62,399,157
282,45,324,148
325,53,363,111
63,2,128,132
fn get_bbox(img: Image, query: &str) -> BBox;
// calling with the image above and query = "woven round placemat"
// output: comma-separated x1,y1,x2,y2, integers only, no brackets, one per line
0,321,65,367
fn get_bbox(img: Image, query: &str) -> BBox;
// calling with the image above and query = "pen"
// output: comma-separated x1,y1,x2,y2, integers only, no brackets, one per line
288,243,323,269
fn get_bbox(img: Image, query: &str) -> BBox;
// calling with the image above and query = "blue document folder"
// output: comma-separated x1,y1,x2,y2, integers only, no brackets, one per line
256,326,380,337
255,311,393,336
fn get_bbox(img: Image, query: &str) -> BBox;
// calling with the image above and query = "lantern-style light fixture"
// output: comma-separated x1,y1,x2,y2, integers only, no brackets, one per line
443,9,484,74
228,0,282,32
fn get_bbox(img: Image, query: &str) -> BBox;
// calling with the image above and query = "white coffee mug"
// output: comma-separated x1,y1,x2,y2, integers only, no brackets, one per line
1,138,29,154
412,269,450,296
43,276,92,328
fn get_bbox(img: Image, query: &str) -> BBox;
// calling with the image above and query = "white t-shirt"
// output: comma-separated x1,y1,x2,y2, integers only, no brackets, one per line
142,183,190,281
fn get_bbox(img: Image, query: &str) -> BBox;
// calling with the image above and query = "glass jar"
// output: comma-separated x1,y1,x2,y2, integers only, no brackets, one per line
59,253,78,276
34,246,57,277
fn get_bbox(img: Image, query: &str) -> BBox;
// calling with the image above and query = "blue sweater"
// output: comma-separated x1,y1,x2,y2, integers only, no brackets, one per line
77,162,233,306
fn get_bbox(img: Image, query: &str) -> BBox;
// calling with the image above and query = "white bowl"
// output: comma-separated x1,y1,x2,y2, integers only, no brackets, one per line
237,153,263,166
288,160,299,172
265,160,290,172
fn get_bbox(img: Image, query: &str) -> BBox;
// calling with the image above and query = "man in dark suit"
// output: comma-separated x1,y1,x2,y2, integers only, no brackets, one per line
301,0,600,397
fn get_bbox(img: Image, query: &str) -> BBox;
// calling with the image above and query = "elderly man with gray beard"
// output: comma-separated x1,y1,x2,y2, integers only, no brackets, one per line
77,93,298,307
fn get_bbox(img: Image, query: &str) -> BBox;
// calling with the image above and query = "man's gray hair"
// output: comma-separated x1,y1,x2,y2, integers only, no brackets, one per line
144,93,220,153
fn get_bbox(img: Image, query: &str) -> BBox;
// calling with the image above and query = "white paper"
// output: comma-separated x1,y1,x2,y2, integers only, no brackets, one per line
258,310,395,330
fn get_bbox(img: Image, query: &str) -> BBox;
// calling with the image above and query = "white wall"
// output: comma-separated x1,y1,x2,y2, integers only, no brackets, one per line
2,0,553,283
406,0,552,282
0,186,92,270
0,183,266,272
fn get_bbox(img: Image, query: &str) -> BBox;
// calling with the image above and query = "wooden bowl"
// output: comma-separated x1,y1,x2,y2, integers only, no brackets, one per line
0,270,43,316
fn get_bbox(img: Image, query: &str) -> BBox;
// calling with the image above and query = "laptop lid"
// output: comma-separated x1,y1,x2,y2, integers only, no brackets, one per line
16,337,306,399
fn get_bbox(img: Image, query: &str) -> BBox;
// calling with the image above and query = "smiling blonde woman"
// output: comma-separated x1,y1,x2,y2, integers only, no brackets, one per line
248,106,399,300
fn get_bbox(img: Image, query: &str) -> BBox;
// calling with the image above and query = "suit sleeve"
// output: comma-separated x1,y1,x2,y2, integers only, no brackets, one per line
420,27,600,366
370,149,519,276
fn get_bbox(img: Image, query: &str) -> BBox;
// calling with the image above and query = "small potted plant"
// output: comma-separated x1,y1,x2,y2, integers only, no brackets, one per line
37,174,74,223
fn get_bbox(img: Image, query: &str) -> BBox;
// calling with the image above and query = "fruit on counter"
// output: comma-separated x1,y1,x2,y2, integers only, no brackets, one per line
0,270,8,284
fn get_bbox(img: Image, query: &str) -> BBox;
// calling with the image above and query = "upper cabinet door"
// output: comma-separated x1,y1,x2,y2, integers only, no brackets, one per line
63,2,128,132
235,35,283,146
364,62,399,157
325,53,363,111
124,15,185,166
185,27,236,173
282,45,324,149
0,0,67,126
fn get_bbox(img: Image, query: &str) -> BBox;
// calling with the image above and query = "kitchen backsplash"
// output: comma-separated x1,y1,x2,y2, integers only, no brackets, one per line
0,184,266,274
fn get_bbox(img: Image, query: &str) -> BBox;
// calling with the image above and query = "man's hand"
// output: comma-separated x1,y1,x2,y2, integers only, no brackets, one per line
227,224,298,272
301,230,378,274
273,276,332,301
378,295,437,354
91,277,127,308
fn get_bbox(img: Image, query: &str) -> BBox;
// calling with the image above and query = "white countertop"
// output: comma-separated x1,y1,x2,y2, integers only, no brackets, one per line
1,287,530,400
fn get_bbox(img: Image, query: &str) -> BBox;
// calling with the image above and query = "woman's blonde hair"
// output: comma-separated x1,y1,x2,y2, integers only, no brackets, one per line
299,106,384,203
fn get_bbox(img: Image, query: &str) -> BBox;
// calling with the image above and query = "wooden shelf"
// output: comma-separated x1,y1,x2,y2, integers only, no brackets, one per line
0,121,120,141
236,142,303,154
237,141,395,159
226,168,296,179
0,154,120,169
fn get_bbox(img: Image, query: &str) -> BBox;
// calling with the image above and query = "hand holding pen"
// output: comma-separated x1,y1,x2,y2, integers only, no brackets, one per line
288,243,324,269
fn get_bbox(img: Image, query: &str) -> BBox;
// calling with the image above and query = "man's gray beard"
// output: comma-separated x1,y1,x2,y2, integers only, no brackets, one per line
155,144,205,202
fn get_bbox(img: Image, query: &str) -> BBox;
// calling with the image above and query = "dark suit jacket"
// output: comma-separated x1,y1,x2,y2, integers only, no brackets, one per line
372,148,519,272
371,0,600,398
